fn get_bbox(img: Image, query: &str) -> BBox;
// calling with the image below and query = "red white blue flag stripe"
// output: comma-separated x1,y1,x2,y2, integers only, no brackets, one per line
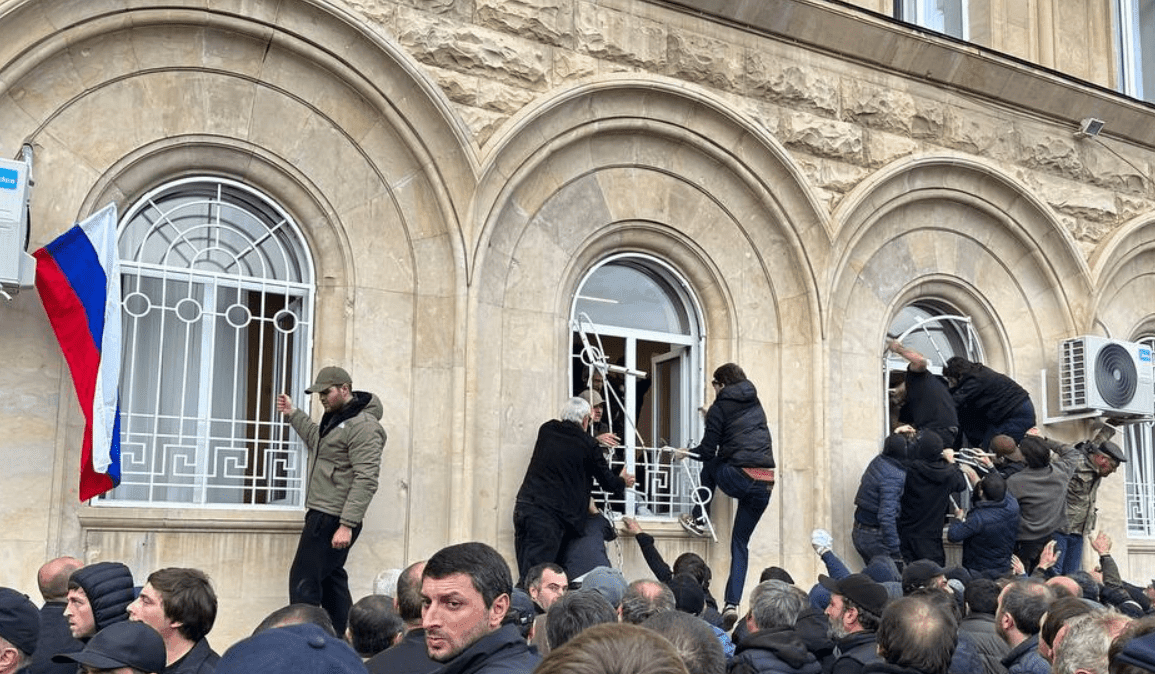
34,203,122,501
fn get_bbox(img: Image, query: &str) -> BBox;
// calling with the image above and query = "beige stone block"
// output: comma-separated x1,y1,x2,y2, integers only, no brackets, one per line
553,49,600,82
1017,126,1084,177
396,9,549,90
504,223,570,313
26,135,104,226
6,49,86,126
665,29,738,91
339,194,415,294
246,85,313,152
842,79,917,134
67,31,140,89
1031,173,1117,223
285,116,385,220
745,53,840,115
797,157,870,194
781,111,864,162
130,24,206,70
460,105,510,147
477,0,574,48
201,72,260,139
342,0,398,25
574,1,667,69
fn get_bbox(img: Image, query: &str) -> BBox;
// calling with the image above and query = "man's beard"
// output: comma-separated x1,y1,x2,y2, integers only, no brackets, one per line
828,614,849,640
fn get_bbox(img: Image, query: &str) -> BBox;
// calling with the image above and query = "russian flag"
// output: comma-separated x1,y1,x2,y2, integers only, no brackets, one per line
34,203,122,501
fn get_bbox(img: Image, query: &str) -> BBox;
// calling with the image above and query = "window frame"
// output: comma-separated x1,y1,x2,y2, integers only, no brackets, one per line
1115,0,1155,102
103,177,316,509
896,0,970,40
1123,335,1155,538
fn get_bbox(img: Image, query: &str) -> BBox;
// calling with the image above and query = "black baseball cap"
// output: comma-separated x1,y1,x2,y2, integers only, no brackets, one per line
53,621,166,672
819,574,889,617
0,587,39,656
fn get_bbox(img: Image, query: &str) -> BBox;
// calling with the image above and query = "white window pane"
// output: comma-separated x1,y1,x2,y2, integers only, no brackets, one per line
575,262,690,334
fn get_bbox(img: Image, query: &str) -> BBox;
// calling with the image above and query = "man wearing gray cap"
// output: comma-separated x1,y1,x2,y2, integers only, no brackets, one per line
1056,423,1126,575
0,587,40,674
276,365,387,636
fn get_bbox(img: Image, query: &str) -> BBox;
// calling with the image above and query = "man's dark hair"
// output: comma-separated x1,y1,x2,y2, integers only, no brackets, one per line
977,472,1007,503
1107,614,1155,674
877,595,958,674
712,363,746,387
1067,571,1101,601
526,562,565,592
546,590,618,649
620,580,674,625
347,595,402,658
642,610,725,674
253,603,336,636
842,595,882,632
1018,436,1053,470
397,561,426,623
146,568,217,643
759,567,795,584
1040,596,1092,651
964,578,1001,616
423,542,512,609
672,554,711,589
943,357,979,380
999,579,1054,636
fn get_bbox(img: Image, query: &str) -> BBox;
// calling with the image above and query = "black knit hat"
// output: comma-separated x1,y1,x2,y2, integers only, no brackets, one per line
69,562,135,633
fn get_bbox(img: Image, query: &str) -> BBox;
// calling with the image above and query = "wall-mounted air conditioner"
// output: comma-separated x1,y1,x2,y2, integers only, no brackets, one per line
1059,336,1154,417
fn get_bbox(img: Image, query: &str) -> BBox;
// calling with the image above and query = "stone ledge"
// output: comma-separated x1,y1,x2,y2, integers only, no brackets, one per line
78,506,304,533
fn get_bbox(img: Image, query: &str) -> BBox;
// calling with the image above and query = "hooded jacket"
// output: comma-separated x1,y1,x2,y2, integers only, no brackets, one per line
288,390,387,527
853,453,907,555
68,562,135,639
897,435,967,539
692,379,774,468
730,626,822,674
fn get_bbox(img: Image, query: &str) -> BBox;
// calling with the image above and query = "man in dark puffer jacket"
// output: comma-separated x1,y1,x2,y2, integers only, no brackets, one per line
63,561,135,642
729,580,820,674
852,432,909,566
947,472,1020,578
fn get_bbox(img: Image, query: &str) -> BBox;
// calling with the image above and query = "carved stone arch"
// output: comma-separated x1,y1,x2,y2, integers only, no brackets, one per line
825,153,1093,545
469,78,826,573
1089,213,1155,339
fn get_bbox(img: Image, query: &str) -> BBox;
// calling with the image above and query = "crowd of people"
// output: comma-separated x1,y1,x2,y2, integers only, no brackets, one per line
3,352,1155,674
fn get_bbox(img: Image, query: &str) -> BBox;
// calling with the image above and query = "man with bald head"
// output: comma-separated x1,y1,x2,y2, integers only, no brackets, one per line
366,561,438,674
29,557,83,674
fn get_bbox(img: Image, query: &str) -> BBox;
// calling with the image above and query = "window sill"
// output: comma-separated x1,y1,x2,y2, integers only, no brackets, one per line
78,505,304,533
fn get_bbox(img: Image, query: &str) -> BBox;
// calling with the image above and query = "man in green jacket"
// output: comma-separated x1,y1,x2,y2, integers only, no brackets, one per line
277,365,387,636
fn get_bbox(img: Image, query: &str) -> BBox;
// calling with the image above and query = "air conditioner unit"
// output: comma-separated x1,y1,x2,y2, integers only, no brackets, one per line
0,155,35,294
1059,336,1154,417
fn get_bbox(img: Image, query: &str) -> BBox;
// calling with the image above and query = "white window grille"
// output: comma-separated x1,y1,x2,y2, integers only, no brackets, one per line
571,255,704,520
1117,0,1155,102
1124,336,1155,537
897,0,969,40
104,178,314,507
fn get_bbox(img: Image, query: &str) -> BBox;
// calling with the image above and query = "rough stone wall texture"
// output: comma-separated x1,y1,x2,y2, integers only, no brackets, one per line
335,0,1153,255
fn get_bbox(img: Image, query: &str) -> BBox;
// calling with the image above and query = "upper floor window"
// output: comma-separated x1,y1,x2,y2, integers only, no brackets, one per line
1117,0,1155,102
897,0,969,39
571,254,703,521
105,178,315,507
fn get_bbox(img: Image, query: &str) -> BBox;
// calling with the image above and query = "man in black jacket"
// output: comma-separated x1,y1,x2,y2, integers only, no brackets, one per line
127,568,220,674
513,397,634,586
897,432,967,566
820,574,889,674
730,580,821,674
421,542,540,674
366,561,439,674
29,557,82,674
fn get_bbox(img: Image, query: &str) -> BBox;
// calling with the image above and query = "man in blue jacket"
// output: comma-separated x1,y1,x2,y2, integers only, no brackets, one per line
948,472,1020,578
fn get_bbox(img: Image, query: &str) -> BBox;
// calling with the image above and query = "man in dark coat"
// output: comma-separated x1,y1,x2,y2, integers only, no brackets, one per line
127,568,220,674
678,362,776,630
897,432,967,566
947,472,1020,578
887,341,960,448
63,562,135,643
366,561,439,674
942,357,1035,450
821,574,889,674
729,580,821,674
852,433,909,566
422,542,540,674
958,579,1010,674
513,397,634,586
29,557,83,674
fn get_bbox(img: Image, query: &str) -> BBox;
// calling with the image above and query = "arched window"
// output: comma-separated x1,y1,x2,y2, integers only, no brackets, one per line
571,254,703,519
107,178,314,506
884,301,982,432
1123,335,1155,537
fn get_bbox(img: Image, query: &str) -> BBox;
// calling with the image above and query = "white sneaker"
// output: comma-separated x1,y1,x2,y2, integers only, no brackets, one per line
680,513,708,537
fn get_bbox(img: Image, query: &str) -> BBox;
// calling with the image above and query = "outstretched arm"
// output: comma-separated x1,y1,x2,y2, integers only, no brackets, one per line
888,340,929,372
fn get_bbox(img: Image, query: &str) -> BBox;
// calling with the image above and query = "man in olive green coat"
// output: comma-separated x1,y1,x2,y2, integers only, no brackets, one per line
277,365,386,636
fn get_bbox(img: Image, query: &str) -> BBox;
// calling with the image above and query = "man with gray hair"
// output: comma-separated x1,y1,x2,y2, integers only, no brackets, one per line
730,580,821,674
513,397,635,586
1052,610,1132,674
620,580,675,625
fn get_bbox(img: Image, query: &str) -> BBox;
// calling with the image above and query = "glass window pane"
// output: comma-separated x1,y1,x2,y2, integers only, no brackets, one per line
574,262,690,334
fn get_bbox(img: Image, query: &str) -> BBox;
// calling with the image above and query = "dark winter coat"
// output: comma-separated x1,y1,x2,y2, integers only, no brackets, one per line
947,493,1020,577
853,454,907,556
436,624,541,674
957,614,1010,674
691,380,775,468
729,627,822,674
164,638,220,674
1000,635,1050,674
898,457,967,540
950,365,1030,426
366,628,441,674
831,630,881,674
68,562,135,639
516,419,626,532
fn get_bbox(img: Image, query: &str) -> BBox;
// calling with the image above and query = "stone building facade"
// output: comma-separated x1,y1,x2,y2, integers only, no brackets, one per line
1,0,1153,646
